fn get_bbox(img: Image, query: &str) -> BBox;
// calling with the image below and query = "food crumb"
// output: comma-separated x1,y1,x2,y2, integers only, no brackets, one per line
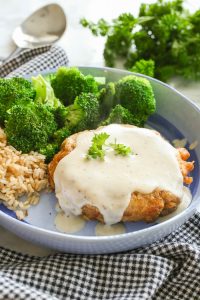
172,138,187,148
189,140,198,150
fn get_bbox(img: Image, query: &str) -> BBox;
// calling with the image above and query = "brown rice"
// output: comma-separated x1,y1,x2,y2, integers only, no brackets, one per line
0,127,49,219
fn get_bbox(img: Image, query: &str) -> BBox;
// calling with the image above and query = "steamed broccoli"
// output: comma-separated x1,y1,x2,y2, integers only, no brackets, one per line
99,82,116,117
32,74,62,108
101,104,142,126
5,103,57,153
54,92,100,133
51,67,99,105
39,143,59,162
39,127,71,162
34,114,71,162
53,105,69,128
38,92,101,159
66,92,100,132
0,78,35,125
115,75,156,123
53,127,71,145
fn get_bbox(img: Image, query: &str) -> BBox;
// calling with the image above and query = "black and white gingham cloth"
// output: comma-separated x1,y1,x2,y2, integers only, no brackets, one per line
0,46,200,300
0,45,69,78
0,213,200,300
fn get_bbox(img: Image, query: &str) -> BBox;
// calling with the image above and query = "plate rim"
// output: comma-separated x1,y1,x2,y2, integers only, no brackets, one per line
0,203,197,241
1,66,200,241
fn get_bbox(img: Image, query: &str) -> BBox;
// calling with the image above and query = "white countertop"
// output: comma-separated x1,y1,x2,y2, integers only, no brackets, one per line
0,0,200,256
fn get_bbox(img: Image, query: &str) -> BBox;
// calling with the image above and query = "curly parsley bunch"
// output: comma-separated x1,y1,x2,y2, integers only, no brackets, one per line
81,0,200,82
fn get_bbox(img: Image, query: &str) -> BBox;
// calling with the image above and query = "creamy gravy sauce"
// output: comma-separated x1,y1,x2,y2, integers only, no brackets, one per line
54,124,184,225
95,223,126,236
55,212,86,233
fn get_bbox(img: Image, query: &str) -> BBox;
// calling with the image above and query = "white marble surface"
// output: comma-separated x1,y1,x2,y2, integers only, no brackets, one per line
0,0,200,256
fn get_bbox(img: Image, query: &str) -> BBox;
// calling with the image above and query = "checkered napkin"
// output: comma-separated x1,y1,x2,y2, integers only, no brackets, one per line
0,46,200,300
0,213,200,300
0,45,69,77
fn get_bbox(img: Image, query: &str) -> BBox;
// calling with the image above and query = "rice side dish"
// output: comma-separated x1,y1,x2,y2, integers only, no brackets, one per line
0,128,48,220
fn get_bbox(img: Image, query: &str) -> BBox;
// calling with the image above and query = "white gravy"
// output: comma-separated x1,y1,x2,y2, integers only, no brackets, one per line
55,212,86,233
95,223,126,236
54,124,184,225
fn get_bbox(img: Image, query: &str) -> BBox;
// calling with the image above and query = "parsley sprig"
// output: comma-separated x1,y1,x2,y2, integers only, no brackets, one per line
86,132,109,160
86,132,132,160
109,139,132,156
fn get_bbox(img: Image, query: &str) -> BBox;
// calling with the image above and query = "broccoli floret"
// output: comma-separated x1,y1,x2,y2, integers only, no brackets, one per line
99,82,116,117
11,78,36,97
38,121,71,162
39,117,72,162
5,103,57,153
44,73,56,82
115,75,156,123
0,78,35,125
51,67,99,105
53,105,69,128
39,95,99,161
32,74,62,108
39,143,59,162
101,104,142,127
53,92,100,133
53,127,71,145
130,59,155,78
67,92,100,132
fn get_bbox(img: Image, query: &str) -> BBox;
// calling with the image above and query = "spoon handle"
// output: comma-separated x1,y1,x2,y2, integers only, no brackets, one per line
0,47,23,65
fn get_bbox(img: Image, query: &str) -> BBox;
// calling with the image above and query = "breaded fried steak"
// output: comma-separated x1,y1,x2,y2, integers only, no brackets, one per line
48,125,194,224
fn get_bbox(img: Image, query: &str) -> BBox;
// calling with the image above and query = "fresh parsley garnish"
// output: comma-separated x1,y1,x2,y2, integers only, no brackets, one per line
109,140,132,156
86,133,132,160
86,132,109,160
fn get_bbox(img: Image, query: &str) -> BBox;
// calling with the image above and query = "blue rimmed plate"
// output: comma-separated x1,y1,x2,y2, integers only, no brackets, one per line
0,67,199,254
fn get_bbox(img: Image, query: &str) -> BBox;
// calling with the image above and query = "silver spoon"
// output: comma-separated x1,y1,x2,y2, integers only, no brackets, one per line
1,4,67,64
